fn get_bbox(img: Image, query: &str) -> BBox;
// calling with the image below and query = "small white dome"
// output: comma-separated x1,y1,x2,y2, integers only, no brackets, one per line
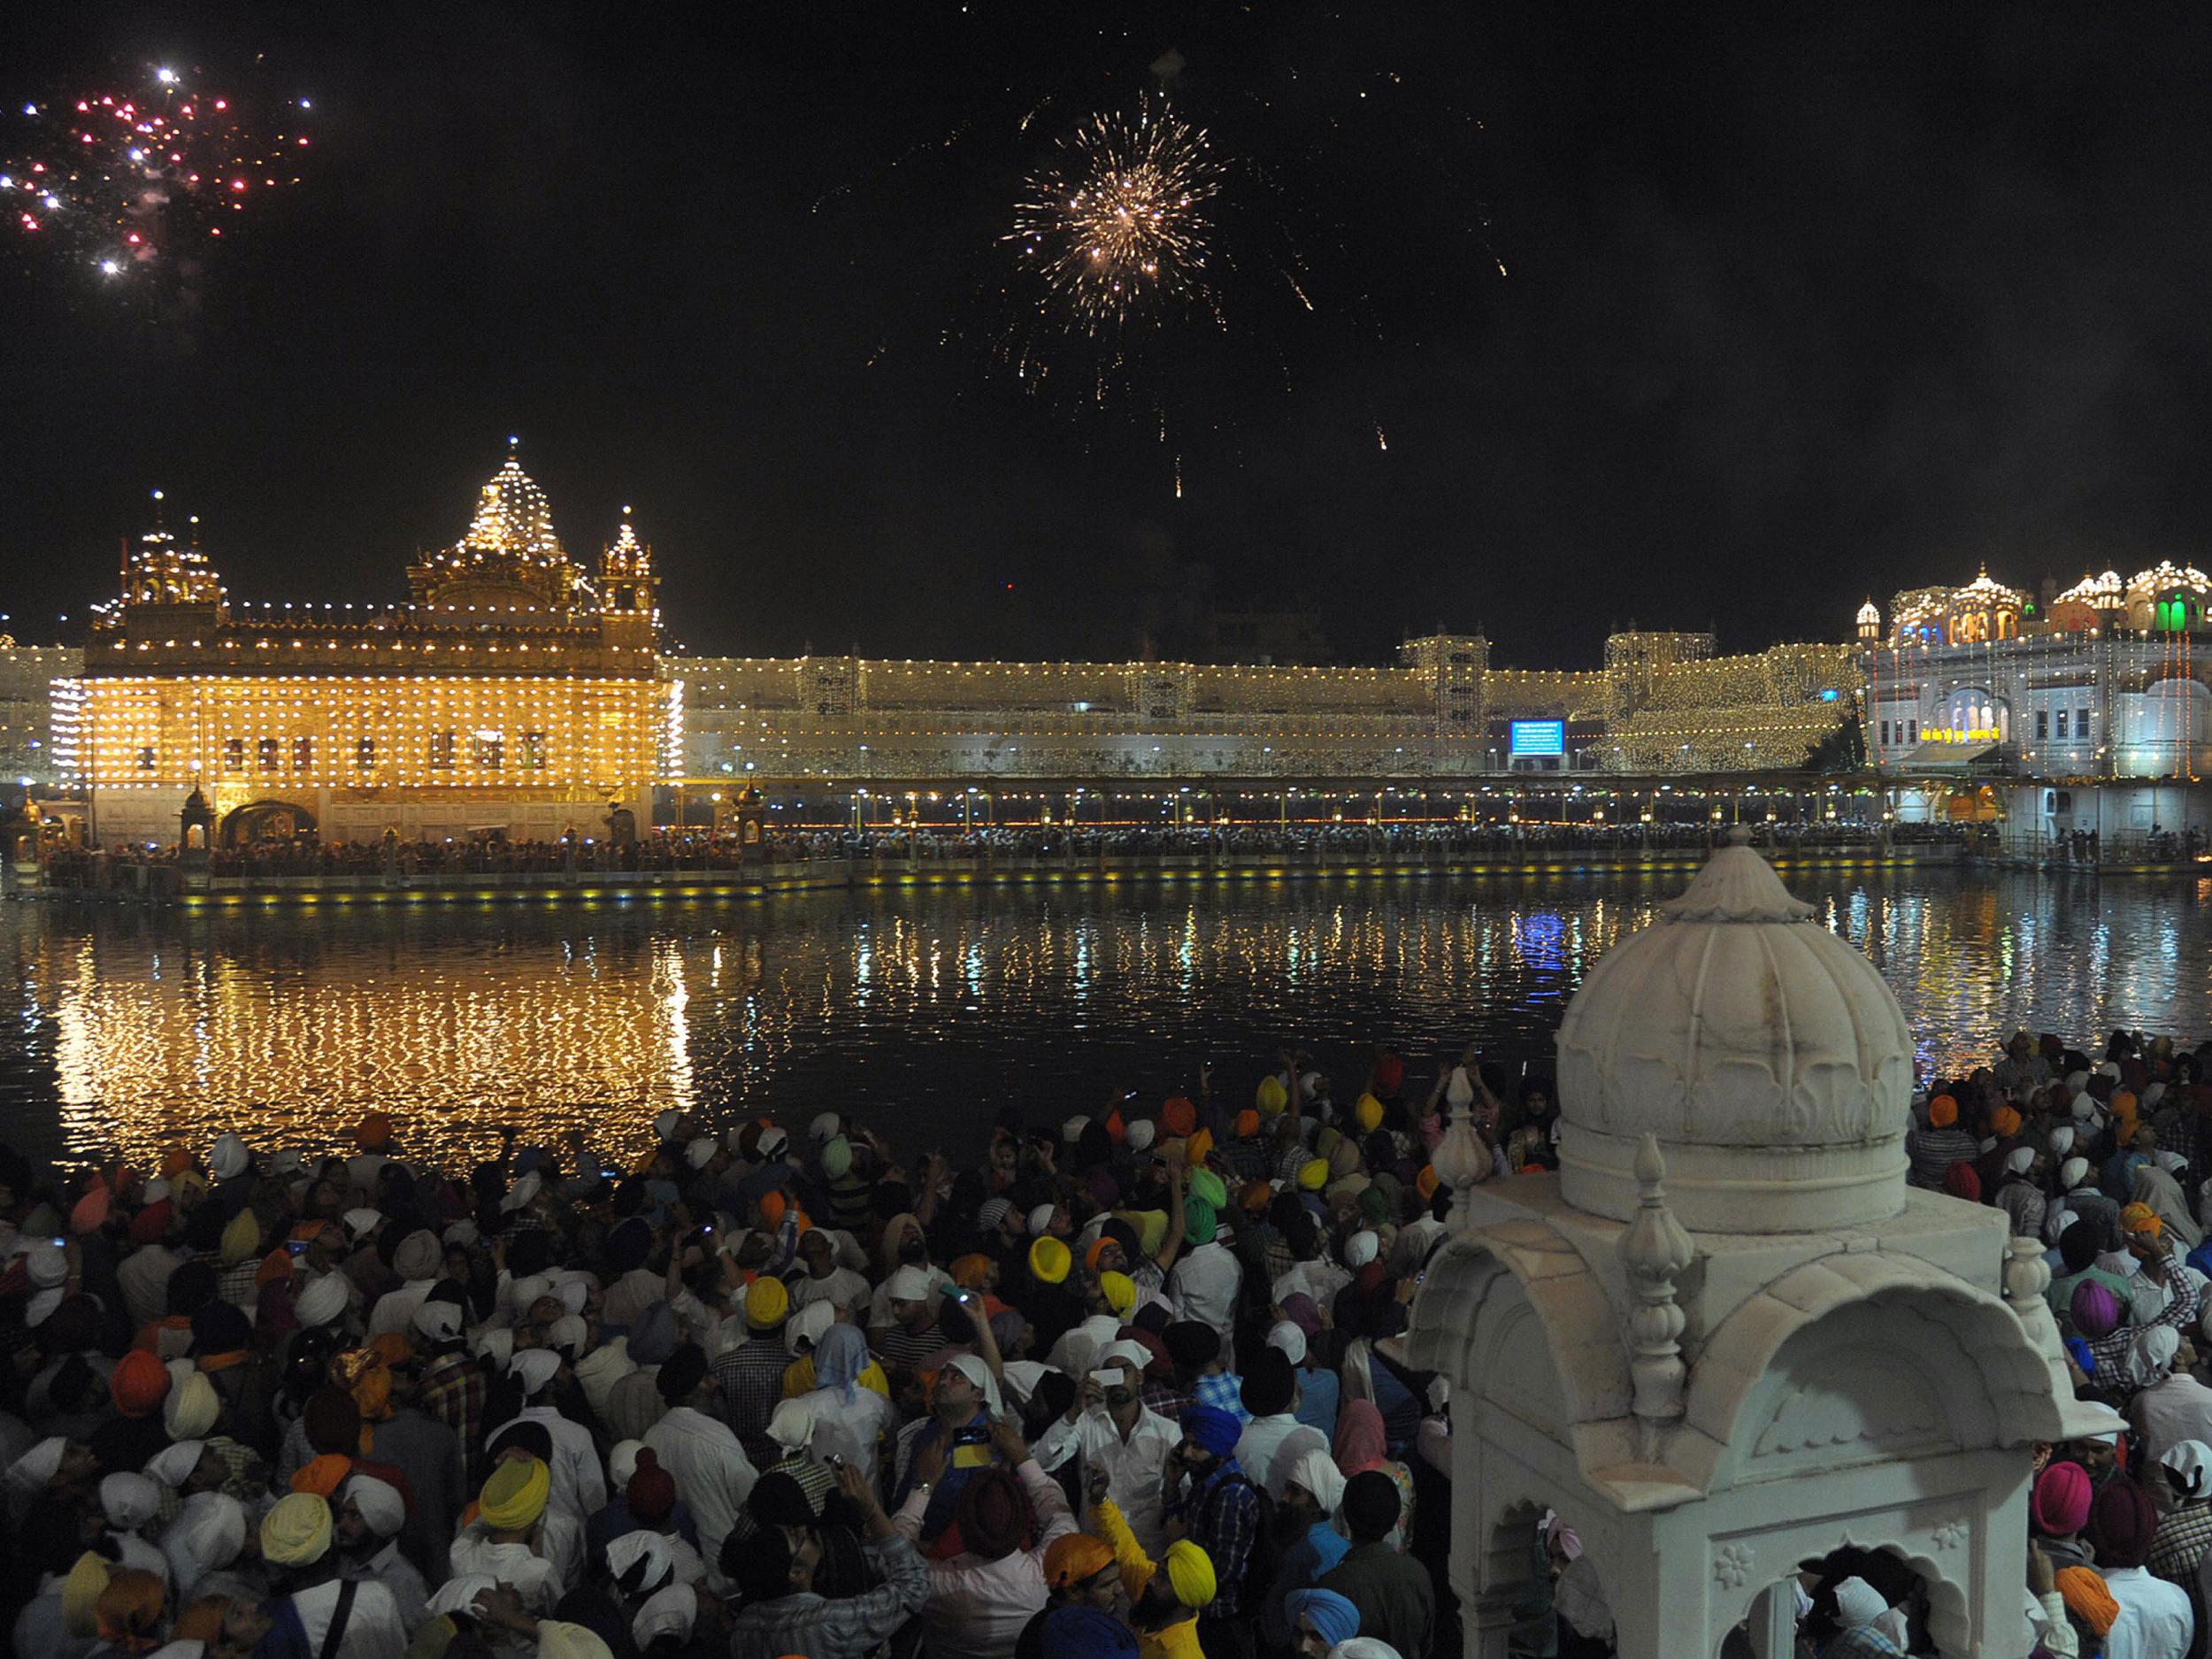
1855,598,1880,624
1553,833,1913,1232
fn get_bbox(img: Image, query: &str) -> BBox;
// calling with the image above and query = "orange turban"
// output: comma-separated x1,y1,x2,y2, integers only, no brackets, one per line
2115,1090,2139,1118
1084,1237,1114,1274
2055,1566,2118,1637
354,1111,393,1149
111,1349,172,1418
1993,1106,2022,1138
256,1248,296,1288
1104,1109,1125,1145
2122,1202,2163,1240
290,1453,353,1497
1043,1532,1118,1590
173,1598,231,1643
94,1569,166,1652
159,1146,193,1179
71,1186,111,1234
367,1332,413,1367
1234,1110,1261,1139
1417,1165,1440,1201
1928,1095,1958,1128
760,1190,788,1227
950,1254,995,1290
1186,1129,1215,1167
1240,1180,1273,1214
1162,1097,1197,1138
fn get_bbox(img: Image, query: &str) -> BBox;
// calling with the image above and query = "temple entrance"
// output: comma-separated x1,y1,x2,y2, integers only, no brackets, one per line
1721,1550,1943,1658
219,799,319,847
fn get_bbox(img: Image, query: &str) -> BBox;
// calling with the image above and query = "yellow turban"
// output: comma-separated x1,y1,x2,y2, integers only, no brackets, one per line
261,1491,334,1566
1029,1236,1071,1286
1186,1129,1215,1169
1256,1075,1288,1115
481,1455,552,1532
1298,1158,1330,1192
745,1275,790,1331
534,1622,616,1659
61,1551,113,1638
165,1370,220,1440
1126,1209,1169,1259
220,1207,262,1267
1101,1271,1136,1316
1356,1094,1384,1133
2122,1202,2164,1240
1163,1539,1217,1609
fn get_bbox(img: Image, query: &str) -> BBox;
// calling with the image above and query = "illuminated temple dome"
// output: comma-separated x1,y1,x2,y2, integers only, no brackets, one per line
407,447,588,611
1552,831,1914,1232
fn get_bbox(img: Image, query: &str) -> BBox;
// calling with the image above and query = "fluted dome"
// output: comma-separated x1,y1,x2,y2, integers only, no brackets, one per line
1553,833,1913,1233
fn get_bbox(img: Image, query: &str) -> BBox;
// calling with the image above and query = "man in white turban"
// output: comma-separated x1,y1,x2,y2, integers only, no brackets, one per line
336,1472,428,1633
164,1489,257,1602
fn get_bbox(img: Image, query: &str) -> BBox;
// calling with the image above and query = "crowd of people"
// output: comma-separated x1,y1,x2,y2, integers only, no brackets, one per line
2,1048,1509,1659
12,1020,2198,1659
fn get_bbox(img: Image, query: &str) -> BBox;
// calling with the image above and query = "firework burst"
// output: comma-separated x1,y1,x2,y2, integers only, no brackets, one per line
1008,99,1221,336
4,59,312,288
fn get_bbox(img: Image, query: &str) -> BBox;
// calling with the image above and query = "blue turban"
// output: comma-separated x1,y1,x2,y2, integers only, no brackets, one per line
628,1301,679,1367
1286,1588,1362,1647
1040,1607,1138,1659
1180,1403,1241,1460
2064,1334,2096,1379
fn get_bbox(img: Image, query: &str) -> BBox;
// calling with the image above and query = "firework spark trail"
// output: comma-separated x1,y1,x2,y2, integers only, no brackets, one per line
1006,97,1222,336
4,60,311,284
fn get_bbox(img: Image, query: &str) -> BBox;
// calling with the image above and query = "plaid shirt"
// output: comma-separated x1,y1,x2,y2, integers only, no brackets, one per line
2084,1271,2202,1382
1166,1460,1261,1617
726,1532,929,1659
417,1349,488,1483
1194,1371,1250,1425
711,1339,795,1467
2151,1500,2212,1586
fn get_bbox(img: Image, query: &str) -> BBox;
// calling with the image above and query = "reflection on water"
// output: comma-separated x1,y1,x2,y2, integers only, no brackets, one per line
4,869,2210,1171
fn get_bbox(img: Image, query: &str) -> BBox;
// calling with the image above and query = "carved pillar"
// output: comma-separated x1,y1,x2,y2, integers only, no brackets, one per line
1617,1133,1695,1459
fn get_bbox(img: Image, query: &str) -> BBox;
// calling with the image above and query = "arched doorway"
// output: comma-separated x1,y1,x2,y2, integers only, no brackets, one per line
220,799,319,848
1722,1548,1946,1657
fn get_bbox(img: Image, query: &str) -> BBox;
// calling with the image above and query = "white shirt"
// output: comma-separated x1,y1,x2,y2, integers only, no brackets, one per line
892,1457,1077,1659
644,1402,759,1590
288,1575,408,1659
2103,1563,2193,1659
514,1404,608,1522
799,1384,897,1486
1233,1414,1329,1501
1169,1241,1243,1331
1031,1402,1180,1555
343,1540,429,1634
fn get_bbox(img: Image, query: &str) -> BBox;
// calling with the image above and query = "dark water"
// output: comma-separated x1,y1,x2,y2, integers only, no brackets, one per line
2,866,2208,1172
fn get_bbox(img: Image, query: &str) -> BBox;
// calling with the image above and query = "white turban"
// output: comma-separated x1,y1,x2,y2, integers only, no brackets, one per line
342,1208,383,1242
551,1277,590,1315
2162,1151,2191,1175
473,1327,515,1371
2066,1070,2091,1092
1062,1116,1089,1144
1099,1340,1151,1374
1125,1119,1156,1152
787,1299,836,1353
885,1265,934,1302
2146,1082,2170,1108
2072,1094,2097,1121
809,1112,841,1144
1267,1321,1309,1365
609,1440,644,1490
510,1347,561,1395
295,1274,350,1328
344,1473,406,1539
165,1490,248,1591
425,1574,501,1618
24,1287,63,1328
2131,1325,2183,1388
2097,1061,2123,1080
605,1529,675,1595
756,1126,788,1161
2003,1146,2035,1176
27,1240,68,1288
1832,1576,1887,1629
412,1299,463,1341
1026,1204,1058,1237
946,1353,1003,1416
2061,1157,2092,1191
101,1471,162,1531
2048,1126,2076,1156
144,1439,205,1489
1283,1444,1345,1517
686,1137,718,1171
208,1133,250,1180
1344,1230,1379,1268
500,1171,542,1213
5,1435,65,1497
767,1397,819,1453
631,1583,697,1650
2163,1440,2212,1501
546,1314,588,1357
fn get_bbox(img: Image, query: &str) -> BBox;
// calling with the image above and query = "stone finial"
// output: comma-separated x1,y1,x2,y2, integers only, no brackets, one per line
2002,1233,2053,1312
1430,1096,1489,1227
1619,1133,1695,1457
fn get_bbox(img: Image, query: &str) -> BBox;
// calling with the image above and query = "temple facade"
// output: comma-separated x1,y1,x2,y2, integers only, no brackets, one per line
65,455,673,848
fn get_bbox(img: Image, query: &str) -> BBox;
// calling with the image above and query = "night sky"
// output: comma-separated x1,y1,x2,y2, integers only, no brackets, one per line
5,5,2211,669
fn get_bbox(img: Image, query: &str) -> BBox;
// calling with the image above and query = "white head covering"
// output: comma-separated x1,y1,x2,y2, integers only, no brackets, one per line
809,1111,841,1144
412,1299,463,1341
546,1314,588,1357
2073,1093,2097,1122
295,1274,350,1328
101,1471,162,1531
443,1220,480,1247
165,1490,248,1592
1099,1340,1151,1374
1062,1116,1089,1144
946,1353,1003,1416
2002,1146,2034,1176
27,1240,68,1288
5,1435,65,1497
686,1136,718,1170
2131,1325,2183,1388
1026,1203,1058,1237
2048,1125,2076,1156
1344,1230,1380,1268
1327,1644,1404,1659
605,1529,675,1595
2098,1061,2123,1080
653,1110,683,1141
143,1439,205,1489
608,1440,645,1490
2066,1070,2091,1092
342,1207,382,1242
510,1347,561,1394
2162,1151,2191,1175
344,1473,406,1538
767,1396,819,1454
1282,1443,1345,1517
757,1126,789,1161
1832,1576,1888,1629
787,1299,836,1353
2061,1157,2092,1191
1267,1321,1309,1365
425,1575,501,1618
473,1326,515,1371
1125,1119,1156,1152
552,1277,590,1315
500,1171,543,1213
208,1133,250,1180
631,1583,698,1649
885,1265,934,1302
2163,1440,2212,1501
23,1286,63,1328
